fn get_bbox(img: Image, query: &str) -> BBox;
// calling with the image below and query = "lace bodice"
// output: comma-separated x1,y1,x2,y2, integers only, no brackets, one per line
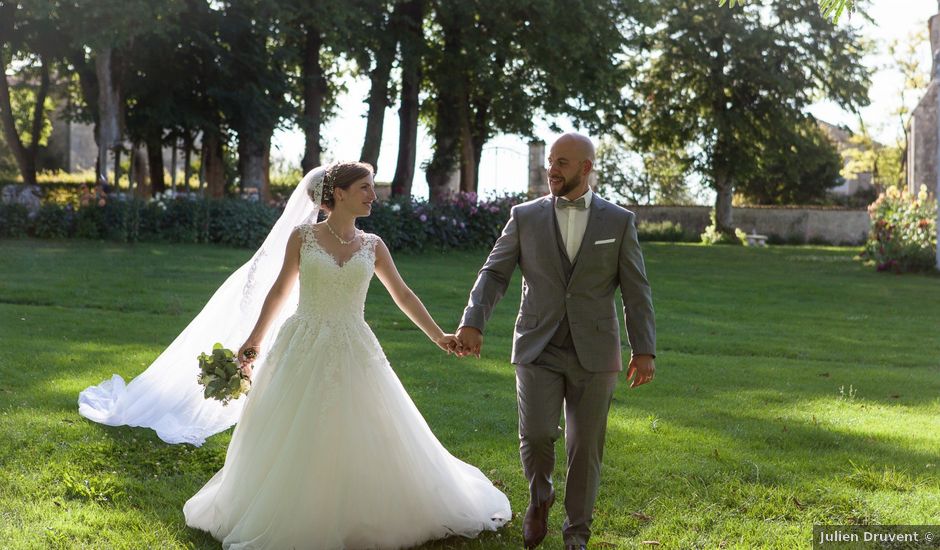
295,223,378,321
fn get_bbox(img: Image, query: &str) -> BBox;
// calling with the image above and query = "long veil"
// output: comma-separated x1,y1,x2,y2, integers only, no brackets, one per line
78,167,325,445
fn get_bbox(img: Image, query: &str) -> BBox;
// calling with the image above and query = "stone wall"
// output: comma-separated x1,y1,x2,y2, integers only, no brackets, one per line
626,205,870,245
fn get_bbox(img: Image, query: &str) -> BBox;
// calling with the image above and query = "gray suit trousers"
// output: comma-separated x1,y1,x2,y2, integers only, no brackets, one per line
516,335,618,546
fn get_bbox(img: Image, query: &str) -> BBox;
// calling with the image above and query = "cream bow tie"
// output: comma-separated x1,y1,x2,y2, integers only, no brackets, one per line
555,197,586,210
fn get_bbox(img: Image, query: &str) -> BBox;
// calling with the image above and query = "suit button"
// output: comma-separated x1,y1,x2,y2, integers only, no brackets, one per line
565,293,571,298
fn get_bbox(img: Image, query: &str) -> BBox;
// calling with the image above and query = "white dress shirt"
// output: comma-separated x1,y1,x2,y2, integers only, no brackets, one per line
554,188,593,262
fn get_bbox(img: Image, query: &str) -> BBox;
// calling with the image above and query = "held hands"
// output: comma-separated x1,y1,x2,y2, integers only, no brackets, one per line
454,326,483,358
237,341,260,379
434,334,463,355
626,354,655,388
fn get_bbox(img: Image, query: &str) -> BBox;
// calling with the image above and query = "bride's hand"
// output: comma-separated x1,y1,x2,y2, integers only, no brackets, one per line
434,334,461,355
237,342,260,376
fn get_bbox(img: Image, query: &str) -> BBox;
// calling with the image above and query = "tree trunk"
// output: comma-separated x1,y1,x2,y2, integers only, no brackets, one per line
146,131,165,195
458,99,475,193
132,143,150,197
426,22,463,203
202,128,226,198
471,137,484,195
713,169,734,234
301,26,326,172
239,129,271,200
467,97,490,194
183,130,193,191
391,0,424,197
113,146,122,190
0,7,48,188
0,66,34,185
95,47,122,185
427,90,460,203
359,15,397,169
25,55,50,177
170,137,178,191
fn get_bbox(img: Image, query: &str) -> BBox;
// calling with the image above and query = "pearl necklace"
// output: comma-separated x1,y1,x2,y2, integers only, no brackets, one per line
324,220,358,245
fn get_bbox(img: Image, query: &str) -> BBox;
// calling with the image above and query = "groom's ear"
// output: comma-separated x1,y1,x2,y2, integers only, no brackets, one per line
583,159,594,175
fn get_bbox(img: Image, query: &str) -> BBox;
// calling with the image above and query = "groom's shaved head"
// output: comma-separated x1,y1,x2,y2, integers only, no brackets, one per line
547,132,595,198
553,132,596,162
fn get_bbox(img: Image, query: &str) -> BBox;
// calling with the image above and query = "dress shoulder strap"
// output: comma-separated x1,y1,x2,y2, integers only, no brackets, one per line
362,232,382,252
294,223,317,248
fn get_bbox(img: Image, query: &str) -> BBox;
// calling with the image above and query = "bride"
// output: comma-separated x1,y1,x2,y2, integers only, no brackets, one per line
81,163,510,548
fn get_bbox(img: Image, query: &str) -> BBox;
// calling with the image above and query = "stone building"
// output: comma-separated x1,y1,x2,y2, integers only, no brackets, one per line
907,9,940,195
0,76,193,180
817,120,875,198
45,95,98,173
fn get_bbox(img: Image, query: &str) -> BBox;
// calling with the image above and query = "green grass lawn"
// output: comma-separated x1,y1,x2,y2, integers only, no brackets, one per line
0,238,938,549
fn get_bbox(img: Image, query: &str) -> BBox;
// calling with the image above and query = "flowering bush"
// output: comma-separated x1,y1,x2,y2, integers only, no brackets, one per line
2,187,527,252
700,211,747,245
861,185,937,273
356,191,525,252
2,192,279,248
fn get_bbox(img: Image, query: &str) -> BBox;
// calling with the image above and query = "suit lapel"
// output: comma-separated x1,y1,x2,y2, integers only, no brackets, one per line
538,196,568,283
568,194,608,285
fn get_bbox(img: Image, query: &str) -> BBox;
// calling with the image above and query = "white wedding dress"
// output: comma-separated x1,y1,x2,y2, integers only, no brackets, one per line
183,224,511,549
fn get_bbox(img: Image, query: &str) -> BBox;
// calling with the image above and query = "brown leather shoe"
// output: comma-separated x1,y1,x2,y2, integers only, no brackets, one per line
565,546,587,550
522,490,555,549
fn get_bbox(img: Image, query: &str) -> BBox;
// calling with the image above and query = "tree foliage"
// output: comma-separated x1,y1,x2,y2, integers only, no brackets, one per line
1,0,877,208
424,0,636,200
719,0,858,23
595,138,693,205
629,0,870,231
735,117,844,205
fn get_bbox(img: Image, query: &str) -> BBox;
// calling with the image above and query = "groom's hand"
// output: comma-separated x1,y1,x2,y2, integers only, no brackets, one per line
626,354,655,388
455,326,483,358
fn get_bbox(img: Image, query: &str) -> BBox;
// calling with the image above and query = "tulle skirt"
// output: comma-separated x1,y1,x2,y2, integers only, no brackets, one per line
183,313,511,549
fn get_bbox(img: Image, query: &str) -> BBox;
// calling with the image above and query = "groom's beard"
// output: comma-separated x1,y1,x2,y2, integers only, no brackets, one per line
549,172,582,197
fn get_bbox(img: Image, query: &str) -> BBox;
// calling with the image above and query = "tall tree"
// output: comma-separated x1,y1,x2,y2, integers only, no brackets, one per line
123,0,234,197
631,0,869,235
424,0,634,201
0,1,60,186
353,0,397,169
56,0,185,186
216,0,293,197
390,0,425,197
273,1,355,174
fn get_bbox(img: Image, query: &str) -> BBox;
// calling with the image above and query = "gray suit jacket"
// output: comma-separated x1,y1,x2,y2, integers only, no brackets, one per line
460,194,656,371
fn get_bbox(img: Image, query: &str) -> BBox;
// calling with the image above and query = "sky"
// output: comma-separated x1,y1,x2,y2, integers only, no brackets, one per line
272,1,938,202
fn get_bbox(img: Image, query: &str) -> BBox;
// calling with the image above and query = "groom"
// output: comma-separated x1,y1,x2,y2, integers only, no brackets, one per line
455,132,656,549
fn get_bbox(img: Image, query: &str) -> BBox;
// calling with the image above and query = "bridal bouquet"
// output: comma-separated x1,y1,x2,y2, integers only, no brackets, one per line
197,343,251,405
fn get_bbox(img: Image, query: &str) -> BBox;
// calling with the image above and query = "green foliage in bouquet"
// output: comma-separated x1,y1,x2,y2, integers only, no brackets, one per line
197,343,251,405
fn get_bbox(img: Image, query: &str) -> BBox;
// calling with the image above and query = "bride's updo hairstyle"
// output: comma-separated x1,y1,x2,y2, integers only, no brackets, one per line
315,161,374,211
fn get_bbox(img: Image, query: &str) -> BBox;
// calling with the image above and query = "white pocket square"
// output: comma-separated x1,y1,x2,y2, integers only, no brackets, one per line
594,238,616,245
